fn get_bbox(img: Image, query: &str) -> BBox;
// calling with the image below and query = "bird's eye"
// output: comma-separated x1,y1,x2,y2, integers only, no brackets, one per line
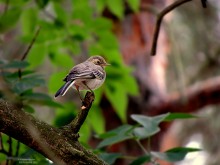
96,60,101,65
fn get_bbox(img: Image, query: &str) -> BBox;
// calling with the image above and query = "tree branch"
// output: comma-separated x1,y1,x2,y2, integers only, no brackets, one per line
150,0,192,56
148,76,220,115
0,92,107,165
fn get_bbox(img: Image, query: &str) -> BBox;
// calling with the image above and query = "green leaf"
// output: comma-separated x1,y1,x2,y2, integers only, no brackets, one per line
129,155,151,165
35,0,49,8
53,102,76,127
22,92,51,101
23,105,35,113
3,70,34,82
127,0,140,12
98,124,133,139
120,74,139,95
12,75,45,94
99,153,122,165
105,82,128,122
79,121,92,143
131,113,169,128
164,113,197,121
151,147,201,162
107,0,124,19
27,44,47,68
133,127,160,139
0,7,21,32
96,0,106,13
131,114,169,139
91,17,112,32
98,133,131,148
97,125,134,148
94,87,104,105
48,71,67,93
71,0,93,22
88,105,105,134
21,8,38,36
3,60,29,69
0,153,7,162
49,52,74,68
97,31,119,49
53,2,68,24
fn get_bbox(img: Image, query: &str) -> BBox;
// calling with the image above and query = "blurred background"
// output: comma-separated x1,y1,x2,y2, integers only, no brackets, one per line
0,0,220,164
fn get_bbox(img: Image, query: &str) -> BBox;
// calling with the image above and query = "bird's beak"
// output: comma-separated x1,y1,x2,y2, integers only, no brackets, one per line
104,63,111,66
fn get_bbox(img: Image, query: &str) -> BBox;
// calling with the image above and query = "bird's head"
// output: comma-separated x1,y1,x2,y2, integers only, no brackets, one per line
87,55,110,67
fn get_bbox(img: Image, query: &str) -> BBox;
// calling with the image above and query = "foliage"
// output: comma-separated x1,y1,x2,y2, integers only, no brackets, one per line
0,0,200,164
0,0,139,163
97,112,200,164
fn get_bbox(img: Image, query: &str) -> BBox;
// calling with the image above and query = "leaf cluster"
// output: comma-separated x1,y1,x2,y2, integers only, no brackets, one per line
97,113,199,164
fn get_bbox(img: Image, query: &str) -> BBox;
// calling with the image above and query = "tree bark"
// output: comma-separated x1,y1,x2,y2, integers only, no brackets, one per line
0,92,107,165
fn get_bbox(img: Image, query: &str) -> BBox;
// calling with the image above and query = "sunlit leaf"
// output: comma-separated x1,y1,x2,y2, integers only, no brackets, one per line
105,82,128,122
96,0,106,13
107,0,124,19
120,74,139,95
53,2,68,24
89,105,105,134
127,0,140,12
48,71,67,93
0,8,21,32
27,44,47,68
21,8,38,36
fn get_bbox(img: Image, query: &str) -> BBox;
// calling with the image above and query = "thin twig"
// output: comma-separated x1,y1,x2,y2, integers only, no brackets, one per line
15,140,20,157
150,0,192,56
201,0,207,8
6,136,12,165
18,27,41,78
21,26,41,61
0,133,3,150
3,0,9,15
8,136,12,156
136,139,149,155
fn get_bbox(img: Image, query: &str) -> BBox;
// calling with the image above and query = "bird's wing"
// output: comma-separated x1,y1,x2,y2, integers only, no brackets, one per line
63,63,96,82
92,69,105,80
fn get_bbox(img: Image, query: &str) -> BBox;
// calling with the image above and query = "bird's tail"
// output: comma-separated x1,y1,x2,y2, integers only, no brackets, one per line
54,80,74,98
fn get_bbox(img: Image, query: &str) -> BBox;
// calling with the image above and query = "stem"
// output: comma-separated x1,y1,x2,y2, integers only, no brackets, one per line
136,139,149,155
15,140,20,157
150,0,192,55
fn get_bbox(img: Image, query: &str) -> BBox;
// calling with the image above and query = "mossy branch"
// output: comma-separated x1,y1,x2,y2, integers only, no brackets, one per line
0,92,107,165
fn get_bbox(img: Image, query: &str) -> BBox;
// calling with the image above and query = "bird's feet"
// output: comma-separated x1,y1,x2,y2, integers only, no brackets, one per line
81,91,95,110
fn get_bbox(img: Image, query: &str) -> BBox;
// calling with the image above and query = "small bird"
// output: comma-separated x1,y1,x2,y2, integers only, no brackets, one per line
55,55,110,100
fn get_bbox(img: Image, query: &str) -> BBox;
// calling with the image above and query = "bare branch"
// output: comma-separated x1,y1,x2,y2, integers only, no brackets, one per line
150,0,192,56
148,76,220,115
201,0,207,8
21,26,41,61
18,27,41,78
